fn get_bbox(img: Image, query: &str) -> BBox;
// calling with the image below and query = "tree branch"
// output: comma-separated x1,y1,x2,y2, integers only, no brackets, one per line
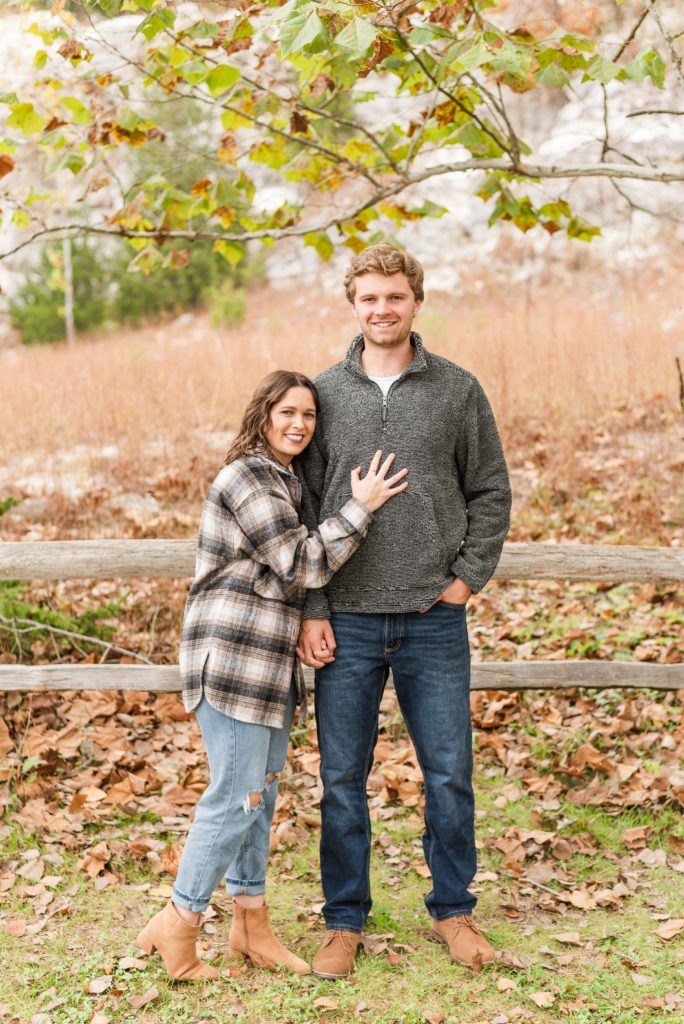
0,614,154,665
378,1,516,161
2,156,682,260
609,175,684,222
626,108,684,117
645,0,684,89
612,8,649,62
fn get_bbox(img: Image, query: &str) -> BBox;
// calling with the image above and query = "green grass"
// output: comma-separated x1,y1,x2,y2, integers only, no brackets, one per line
2,778,682,1024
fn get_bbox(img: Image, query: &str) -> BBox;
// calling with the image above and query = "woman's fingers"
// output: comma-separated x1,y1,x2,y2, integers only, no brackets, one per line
387,477,408,492
369,449,383,472
386,467,408,484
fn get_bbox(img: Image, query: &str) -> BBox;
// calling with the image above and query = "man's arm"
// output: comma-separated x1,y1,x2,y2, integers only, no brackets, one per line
452,380,512,594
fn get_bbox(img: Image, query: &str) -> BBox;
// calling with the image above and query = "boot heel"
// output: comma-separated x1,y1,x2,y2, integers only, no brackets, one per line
227,945,247,959
137,923,157,955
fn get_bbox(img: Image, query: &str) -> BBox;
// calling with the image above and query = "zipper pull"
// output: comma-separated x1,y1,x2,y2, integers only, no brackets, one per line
381,395,388,423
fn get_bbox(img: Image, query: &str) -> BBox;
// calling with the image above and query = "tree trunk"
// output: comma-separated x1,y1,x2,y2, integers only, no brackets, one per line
63,237,75,346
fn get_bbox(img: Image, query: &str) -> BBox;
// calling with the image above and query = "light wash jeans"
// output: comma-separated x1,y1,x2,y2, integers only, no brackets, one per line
314,603,476,932
172,685,295,912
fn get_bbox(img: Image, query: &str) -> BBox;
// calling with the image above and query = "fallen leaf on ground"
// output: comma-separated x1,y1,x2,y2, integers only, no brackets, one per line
222,1001,245,1016
622,825,653,849
654,919,684,941
4,919,27,937
118,956,147,970
530,991,555,1007
553,932,583,945
313,997,339,1010
85,975,112,995
128,987,159,1010
149,883,174,898
78,842,110,879
630,973,654,985
495,951,530,969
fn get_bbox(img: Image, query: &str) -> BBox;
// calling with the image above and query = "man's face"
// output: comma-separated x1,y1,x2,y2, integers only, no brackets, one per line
351,271,422,350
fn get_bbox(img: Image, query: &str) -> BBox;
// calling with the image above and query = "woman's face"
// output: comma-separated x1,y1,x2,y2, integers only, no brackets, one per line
264,386,317,466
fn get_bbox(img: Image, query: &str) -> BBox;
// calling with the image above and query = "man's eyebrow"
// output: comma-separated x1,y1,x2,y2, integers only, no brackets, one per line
357,288,409,298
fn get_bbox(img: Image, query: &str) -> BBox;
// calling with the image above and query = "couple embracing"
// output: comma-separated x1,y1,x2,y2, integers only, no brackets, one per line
137,243,512,980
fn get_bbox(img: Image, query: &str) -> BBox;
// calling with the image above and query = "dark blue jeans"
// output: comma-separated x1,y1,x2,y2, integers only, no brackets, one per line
314,603,477,932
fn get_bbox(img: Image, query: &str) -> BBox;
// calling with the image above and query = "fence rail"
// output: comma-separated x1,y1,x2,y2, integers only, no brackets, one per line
2,540,683,583
1,541,682,694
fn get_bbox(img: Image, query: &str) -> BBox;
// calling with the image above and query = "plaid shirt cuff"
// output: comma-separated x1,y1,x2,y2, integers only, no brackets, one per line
338,496,373,535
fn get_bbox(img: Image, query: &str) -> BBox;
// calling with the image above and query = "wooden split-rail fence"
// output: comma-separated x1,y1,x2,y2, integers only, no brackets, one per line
0,540,682,695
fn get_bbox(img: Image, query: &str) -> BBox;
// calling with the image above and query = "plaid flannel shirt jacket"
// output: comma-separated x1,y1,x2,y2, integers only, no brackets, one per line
179,451,372,728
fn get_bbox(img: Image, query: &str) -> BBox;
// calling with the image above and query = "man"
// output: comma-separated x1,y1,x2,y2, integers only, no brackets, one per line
295,243,511,979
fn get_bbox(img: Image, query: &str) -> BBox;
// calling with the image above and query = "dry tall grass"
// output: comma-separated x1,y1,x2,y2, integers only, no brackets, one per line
1,272,680,470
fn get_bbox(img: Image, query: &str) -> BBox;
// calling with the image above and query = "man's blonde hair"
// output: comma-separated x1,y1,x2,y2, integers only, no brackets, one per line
344,243,424,303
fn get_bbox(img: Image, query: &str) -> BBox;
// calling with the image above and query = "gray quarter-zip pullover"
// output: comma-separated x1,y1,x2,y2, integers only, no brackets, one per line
296,333,512,617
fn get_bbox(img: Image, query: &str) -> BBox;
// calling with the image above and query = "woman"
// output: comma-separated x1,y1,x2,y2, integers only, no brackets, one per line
137,370,408,981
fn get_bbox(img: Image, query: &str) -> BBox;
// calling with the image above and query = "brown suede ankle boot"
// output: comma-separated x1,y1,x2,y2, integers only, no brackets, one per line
137,901,219,981
228,902,311,974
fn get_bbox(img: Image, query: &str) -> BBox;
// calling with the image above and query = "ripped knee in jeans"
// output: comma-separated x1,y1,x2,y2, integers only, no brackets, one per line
242,772,278,814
